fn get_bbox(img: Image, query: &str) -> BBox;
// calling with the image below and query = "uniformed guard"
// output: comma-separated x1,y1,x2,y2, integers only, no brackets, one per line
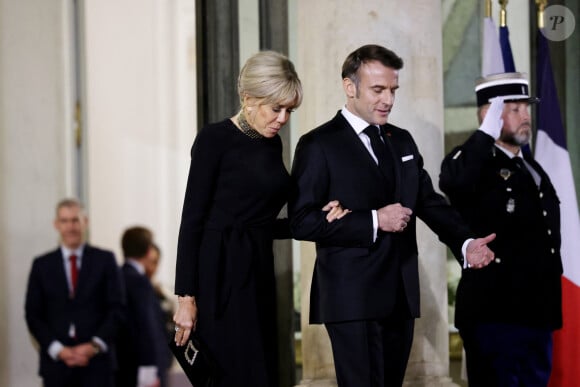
439,72,562,387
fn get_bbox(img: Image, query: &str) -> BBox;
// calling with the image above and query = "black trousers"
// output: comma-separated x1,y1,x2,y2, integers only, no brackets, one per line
42,355,114,387
461,323,553,387
326,316,415,387
43,367,114,387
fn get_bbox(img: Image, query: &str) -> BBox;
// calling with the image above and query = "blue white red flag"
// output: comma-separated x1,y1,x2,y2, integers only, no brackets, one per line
482,17,504,76
535,29,580,387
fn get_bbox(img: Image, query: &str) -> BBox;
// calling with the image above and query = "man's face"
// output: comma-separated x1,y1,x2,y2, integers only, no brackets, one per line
344,60,399,126
54,205,87,250
499,101,532,146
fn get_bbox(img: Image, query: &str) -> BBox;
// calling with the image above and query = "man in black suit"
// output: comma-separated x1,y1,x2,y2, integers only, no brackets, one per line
439,72,562,386
25,198,124,387
116,226,167,387
289,44,496,386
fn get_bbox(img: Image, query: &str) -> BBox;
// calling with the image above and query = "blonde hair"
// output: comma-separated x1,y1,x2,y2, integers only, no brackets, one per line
237,51,303,109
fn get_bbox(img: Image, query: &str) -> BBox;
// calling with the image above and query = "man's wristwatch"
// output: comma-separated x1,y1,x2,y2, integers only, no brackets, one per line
90,341,101,355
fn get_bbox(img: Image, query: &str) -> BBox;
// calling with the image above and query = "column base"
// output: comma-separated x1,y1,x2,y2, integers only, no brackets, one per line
403,376,460,387
296,379,337,387
296,376,459,387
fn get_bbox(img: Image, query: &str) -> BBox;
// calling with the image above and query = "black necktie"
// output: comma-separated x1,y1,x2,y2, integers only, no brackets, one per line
363,125,393,181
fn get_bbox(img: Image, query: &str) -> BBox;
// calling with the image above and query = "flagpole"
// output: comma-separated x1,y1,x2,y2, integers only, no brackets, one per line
497,0,515,72
499,0,508,27
536,0,547,29
485,0,492,18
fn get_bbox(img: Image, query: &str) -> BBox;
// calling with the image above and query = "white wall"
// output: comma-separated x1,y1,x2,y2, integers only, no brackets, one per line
83,0,196,285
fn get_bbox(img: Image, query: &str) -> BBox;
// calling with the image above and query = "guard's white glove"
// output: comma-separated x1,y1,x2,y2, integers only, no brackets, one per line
478,96,505,140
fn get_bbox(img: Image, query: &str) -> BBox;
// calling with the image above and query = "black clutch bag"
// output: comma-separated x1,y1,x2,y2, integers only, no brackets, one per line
169,334,220,387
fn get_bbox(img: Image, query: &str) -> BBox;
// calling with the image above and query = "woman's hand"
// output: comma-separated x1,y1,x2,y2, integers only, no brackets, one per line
173,295,198,346
322,200,351,223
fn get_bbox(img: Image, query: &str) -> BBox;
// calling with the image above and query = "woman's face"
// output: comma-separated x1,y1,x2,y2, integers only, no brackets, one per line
245,98,296,138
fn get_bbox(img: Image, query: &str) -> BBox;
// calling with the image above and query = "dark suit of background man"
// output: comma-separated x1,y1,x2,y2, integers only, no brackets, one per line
116,226,167,387
289,44,496,387
25,198,124,387
439,72,563,386
143,243,175,380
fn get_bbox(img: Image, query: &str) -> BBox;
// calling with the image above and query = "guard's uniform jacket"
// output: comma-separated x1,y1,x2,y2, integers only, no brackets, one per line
439,130,562,330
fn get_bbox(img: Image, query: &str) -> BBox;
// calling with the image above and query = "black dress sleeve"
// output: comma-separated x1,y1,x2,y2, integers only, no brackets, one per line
175,123,229,295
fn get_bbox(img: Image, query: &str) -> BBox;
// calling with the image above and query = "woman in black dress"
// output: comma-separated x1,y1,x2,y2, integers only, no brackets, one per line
172,51,347,387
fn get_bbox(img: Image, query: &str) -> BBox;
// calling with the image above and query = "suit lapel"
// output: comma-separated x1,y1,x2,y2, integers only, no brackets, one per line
334,113,392,182
52,249,71,298
338,115,381,171
524,154,545,186
75,245,92,298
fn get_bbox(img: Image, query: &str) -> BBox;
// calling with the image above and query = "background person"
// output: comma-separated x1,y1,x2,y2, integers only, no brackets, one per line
439,72,562,386
116,226,168,387
24,198,124,387
143,243,175,374
289,44,496,387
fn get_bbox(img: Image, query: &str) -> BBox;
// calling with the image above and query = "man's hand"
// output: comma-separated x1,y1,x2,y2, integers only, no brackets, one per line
466,233,496,269
58,345,90,367
479,97,505,140
377,203,413,232
72,342,98,360
58,347,78,367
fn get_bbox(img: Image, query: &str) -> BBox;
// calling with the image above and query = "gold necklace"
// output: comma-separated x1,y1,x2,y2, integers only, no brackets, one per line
237,112,264,139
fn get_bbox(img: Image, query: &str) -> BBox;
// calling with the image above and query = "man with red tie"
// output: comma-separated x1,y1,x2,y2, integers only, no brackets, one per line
25,198,124,387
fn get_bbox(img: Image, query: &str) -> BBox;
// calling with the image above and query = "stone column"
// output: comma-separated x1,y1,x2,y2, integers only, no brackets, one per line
257,3,297,385
297,243,337,386
291,1,457,386
196,0,239,126
0,1,75,386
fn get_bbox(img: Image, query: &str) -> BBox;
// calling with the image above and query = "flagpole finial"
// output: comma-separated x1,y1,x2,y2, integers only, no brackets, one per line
499,0,509,27
485,0,492,18
536,0,548,29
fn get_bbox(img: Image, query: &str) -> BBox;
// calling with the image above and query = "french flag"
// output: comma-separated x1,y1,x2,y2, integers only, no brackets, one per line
499,23,515,72
535,30,580,387
482,16,504,76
